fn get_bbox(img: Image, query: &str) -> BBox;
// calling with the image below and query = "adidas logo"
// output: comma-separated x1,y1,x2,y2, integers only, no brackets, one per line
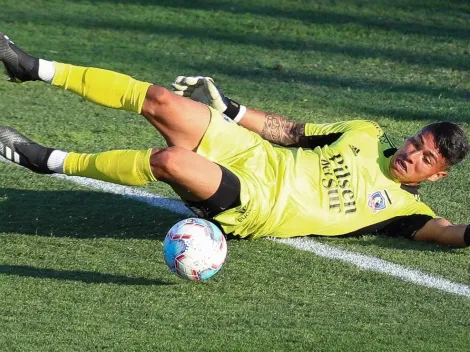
4,146,20,163
349,144,360,156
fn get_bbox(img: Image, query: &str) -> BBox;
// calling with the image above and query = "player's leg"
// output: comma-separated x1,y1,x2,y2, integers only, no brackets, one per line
0,33,213,151
0,125,241,215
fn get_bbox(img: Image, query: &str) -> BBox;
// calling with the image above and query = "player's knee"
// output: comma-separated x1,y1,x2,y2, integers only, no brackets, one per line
143,85,175,116
149,146,186,181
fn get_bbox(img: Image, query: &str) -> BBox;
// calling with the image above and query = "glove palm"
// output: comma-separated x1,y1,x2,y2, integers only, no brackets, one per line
171,76,228,112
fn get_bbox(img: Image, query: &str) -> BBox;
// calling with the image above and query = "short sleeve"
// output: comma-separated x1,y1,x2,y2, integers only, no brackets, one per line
379,214,434,239
304,120,380,136
298,120,380,149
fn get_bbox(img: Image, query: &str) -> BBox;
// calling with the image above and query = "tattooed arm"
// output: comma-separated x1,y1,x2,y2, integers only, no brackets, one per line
170,76,306,146
236,108,306,147
261,112,306,147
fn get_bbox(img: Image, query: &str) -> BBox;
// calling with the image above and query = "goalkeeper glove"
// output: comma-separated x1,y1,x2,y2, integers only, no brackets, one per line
171,76,247,123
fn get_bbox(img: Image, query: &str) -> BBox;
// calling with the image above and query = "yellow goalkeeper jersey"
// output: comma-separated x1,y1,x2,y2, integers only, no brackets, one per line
198,112,435,239
253,120,435,238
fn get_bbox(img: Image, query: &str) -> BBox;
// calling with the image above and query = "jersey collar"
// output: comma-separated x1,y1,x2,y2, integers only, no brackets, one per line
400,183,420,195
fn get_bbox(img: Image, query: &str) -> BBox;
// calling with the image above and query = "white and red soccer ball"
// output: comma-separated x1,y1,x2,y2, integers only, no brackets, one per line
163,218,227,280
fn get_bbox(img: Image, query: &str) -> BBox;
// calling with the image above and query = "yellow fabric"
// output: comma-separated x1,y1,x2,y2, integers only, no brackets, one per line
63,149,156,186
198,111,435,239
304,120,379,136
52,62,151,114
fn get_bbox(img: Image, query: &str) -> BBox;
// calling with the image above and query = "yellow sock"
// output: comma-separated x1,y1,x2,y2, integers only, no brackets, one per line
63,149,157,186
52,62,152,114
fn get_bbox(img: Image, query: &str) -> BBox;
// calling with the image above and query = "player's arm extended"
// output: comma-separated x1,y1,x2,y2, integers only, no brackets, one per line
413,218,470,247
171,76,305,146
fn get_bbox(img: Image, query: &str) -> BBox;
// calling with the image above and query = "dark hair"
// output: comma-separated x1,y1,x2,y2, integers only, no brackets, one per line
423,122,469,167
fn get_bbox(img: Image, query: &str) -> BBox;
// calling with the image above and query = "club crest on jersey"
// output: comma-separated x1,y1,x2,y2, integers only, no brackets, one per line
368,191,387,213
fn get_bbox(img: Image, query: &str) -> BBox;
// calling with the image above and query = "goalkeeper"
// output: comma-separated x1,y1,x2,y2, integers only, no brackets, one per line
0,33,469,247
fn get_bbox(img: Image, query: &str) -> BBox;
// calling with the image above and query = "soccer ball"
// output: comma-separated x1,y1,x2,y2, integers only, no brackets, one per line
163,218,227,281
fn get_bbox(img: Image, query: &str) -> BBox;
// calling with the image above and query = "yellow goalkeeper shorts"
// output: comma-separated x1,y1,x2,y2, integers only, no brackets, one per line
196,107,290,238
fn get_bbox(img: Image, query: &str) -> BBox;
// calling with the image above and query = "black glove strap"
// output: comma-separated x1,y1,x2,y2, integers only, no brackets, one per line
223,99,241,119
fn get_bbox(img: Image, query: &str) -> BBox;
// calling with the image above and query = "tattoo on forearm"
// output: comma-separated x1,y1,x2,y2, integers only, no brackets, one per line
261,113,305,146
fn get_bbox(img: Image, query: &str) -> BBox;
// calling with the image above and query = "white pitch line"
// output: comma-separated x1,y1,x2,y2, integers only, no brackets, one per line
1,157,469,299
273,237,470,299
52,173,192,216
0,156,188,215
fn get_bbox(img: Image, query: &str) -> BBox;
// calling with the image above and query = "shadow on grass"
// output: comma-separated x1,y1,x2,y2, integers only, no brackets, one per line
321,234,461,253
175,58,470,102
3,9,470,71
69,0,470,41
0,188,184,239
0,264,172,285
173,59,470,123
351,104,470,124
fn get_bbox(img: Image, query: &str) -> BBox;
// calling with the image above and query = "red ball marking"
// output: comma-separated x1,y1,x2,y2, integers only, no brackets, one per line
169,233,192,240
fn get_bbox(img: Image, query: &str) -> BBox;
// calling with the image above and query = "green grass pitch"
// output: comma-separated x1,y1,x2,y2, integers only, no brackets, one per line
0,0,469,351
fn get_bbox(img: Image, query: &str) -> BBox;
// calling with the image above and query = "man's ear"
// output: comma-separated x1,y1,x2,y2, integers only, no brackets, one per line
427,171,447,182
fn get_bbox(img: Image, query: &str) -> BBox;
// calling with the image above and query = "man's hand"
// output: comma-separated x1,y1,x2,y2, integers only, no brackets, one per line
171,76,229,112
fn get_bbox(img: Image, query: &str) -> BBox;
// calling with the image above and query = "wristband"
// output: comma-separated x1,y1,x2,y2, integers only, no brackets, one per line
464,225,470,246
224,99,246,124
233,105,247,123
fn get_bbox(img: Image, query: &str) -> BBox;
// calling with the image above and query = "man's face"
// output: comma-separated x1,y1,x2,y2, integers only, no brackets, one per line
390,130,448,184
